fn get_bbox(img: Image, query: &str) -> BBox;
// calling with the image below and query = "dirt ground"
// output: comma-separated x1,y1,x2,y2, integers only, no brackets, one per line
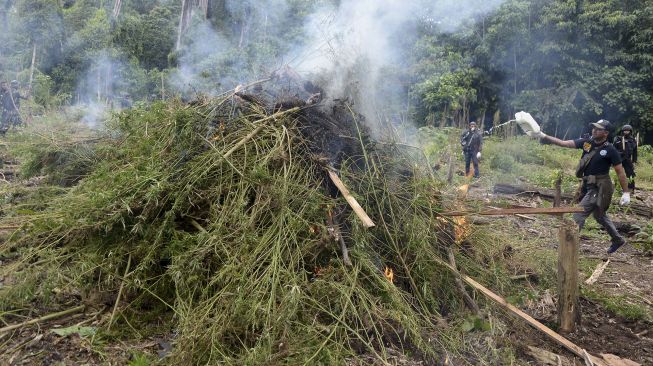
469,183,653,365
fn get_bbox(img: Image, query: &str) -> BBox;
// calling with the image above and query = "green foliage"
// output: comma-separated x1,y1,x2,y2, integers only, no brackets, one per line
489,153,515,173
583,288,653,322
113,6,177,70
128,352,152,366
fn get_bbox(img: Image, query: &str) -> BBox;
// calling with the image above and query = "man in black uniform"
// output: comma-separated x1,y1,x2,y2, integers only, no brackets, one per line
528,119,630,253
461,121,482,178
4,80,24,128
613,125,637,193
0,81,9,135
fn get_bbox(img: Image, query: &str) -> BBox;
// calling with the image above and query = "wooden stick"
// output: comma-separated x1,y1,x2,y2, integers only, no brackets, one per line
338,232,352,266
190,218,208,233
108,253,132,330
488,206,536,221
554,175,562,208
585,259,610,285
0,305,85,334
440,207,584,216
447,248,480,315
327,211,352,266
582,349,594,366
432,256,609,366
327,170,375,228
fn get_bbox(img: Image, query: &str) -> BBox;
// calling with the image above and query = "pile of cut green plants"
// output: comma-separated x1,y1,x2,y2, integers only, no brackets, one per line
1,92,498,364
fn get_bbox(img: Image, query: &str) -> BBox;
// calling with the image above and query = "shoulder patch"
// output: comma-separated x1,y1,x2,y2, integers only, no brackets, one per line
583,142,591,152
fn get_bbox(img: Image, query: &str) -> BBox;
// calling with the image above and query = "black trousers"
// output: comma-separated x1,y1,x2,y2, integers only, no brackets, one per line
464,151,479,177
622,159,635,190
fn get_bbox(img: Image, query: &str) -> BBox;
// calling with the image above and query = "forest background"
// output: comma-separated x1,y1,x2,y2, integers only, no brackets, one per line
1,0,652,142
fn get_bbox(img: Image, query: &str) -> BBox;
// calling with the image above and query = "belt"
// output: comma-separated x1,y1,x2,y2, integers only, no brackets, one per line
582,174,610,185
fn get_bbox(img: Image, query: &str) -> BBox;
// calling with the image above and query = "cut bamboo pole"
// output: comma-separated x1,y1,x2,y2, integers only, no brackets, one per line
0,305,85,334
583,349,594,366
433,256,610,366
440,207,584,216
327,170,375,228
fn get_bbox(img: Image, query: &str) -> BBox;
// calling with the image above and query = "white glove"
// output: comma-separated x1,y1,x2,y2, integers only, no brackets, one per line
619,192,630,206
515,111,546,139
476,152,481,159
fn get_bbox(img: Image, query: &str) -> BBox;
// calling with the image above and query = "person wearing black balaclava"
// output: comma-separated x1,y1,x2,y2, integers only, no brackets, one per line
614,124,637,193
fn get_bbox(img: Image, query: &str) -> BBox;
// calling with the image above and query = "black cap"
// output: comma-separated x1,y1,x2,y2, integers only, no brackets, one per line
622,124,633,131
469,121,476,126
590,119,612,131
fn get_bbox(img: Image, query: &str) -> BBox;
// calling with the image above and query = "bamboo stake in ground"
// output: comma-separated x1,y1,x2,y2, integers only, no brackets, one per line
327,170,375,228
447,152,454,184
558,221,580,333
0,305,85,334
585,259,610,285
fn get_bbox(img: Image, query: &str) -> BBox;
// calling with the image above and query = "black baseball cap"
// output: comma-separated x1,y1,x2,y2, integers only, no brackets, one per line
590,119,612,131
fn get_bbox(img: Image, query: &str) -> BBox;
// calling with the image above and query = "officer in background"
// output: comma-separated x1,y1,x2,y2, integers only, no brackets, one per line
460,121,483,178
0,81,9,135
2,80,24,128
614,125,637,193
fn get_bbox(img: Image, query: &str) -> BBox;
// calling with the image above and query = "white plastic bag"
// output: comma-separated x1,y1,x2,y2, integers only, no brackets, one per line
515,111,541,137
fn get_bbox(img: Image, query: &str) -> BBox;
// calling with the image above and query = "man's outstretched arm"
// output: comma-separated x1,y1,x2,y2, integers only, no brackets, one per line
540,135,576,148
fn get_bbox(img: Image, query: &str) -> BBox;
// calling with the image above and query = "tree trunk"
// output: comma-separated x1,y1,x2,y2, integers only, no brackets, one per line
439,105,448,128
106,61,112,105
513,45,517,95
176,0,194,50
479,108,486,131
238,6,252,49
112,0,122,18
96,67,101,102
28,43,36,91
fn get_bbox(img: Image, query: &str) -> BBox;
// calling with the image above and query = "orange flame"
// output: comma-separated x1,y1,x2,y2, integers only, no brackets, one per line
453,216,471,243
458,183,470,196
384,267,394,283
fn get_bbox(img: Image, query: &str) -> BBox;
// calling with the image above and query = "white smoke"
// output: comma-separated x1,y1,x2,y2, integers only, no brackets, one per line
169,21,233,96
170,0,296,97
289,0,508,138
76,52,138,128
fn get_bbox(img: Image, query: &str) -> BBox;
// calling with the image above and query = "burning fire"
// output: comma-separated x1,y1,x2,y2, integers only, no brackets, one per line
453,215,471,243
384,267,394,283
458,183,470,197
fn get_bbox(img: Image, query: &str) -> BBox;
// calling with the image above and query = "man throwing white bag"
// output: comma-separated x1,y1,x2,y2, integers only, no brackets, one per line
515,112,630,254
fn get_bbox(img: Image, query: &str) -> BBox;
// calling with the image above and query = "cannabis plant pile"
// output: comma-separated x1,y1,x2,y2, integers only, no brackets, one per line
1,93,465,364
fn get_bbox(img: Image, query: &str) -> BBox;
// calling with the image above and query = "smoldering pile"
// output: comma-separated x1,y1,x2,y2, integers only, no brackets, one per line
0,73,466,364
